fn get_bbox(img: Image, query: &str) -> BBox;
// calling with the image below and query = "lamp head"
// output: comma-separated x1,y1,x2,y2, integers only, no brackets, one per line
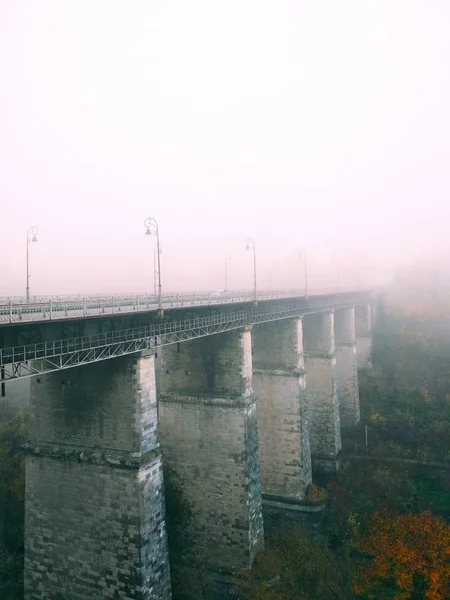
245,237,254,250
145,227,152,236
32,234,38,243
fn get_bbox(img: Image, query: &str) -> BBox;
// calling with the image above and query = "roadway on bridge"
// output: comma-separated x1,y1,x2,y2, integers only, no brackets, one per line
0,289,339,325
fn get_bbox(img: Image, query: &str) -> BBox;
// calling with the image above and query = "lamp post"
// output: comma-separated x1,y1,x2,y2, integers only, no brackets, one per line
334,256,341,293
245,237,257,304
224,255,232,290
299,252,308,299
153,247,157,296
144,217,162,317
268,262,274,291
153,244,163,296
26,226,38,302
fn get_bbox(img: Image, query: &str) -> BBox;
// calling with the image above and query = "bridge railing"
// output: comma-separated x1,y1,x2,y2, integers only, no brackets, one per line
0,288,368,325
0,289,304,324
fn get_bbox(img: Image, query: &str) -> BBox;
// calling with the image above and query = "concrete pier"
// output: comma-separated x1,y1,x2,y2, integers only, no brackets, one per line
355,304,372,369
334,307,360,427
159,328,264,583
24,351,171,600
303,311,341,472
252,318,312,503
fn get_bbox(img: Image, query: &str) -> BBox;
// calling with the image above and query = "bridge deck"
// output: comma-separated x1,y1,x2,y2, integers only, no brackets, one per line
1,290,294,324
0,289,361,325
0,292,372,381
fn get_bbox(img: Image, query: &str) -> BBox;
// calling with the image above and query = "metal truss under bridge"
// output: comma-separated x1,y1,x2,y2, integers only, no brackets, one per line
0,288,360,325
0,299,360,381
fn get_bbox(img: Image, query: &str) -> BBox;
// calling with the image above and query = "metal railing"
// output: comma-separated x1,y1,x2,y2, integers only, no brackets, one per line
0,288,359,325
0,297,367,380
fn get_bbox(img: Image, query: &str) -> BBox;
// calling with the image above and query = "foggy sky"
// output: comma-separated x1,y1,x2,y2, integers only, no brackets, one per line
1,1,450,295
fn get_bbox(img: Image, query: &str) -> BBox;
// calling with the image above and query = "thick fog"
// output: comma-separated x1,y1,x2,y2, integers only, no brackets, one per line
1,0,450,294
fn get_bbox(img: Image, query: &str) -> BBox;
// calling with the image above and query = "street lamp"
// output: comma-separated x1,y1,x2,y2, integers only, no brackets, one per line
333,256,341,293
224,255,232,290
153,246,157,296
299,252,308,299
245,237,257,303
144,217,163,317
153,245,163,296
26,226,38,302
268,262,275,291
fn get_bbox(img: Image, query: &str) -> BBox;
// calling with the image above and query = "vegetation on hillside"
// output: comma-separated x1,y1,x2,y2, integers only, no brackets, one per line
236,528,351,600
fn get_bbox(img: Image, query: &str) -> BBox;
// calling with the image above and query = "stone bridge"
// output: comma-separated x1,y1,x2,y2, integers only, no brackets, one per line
0,290,373,600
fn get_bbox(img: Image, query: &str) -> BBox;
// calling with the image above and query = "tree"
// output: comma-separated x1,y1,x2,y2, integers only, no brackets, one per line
0,548,23,600
324,459,420,551
353,511,450,600
236,528,351,600
0,405,27,549
0,402,28,600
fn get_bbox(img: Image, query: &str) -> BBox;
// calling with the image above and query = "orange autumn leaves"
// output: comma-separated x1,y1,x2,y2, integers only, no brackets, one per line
354,511,450,600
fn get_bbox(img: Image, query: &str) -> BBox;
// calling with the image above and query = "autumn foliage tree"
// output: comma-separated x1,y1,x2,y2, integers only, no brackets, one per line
354,511,450,600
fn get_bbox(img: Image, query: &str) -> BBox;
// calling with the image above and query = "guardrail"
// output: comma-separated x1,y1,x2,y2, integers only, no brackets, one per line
0,289,359,325
0,298,364,380
0,290,279,303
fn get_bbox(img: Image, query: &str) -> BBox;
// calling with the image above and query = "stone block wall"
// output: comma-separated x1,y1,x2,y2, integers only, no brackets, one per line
334,307,355,347
252,318,304,372
25,453,169,600
303,356,341,466
159,328,264,573
161,329,252,398
24,352,171,600
159,396,263,570
302,311,335,355
252,319,311,501
303,312,341,471
355,304,372,369
335,345,359,427
252,372,311,499
334,308,360,427
29,352,158,455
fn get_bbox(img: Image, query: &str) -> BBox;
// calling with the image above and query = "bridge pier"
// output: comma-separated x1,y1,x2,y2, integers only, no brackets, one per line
303,311,341,473
159,328,264,592
334,307,360,427
355,304,372,369
24,351,171,600
252,318,312,504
